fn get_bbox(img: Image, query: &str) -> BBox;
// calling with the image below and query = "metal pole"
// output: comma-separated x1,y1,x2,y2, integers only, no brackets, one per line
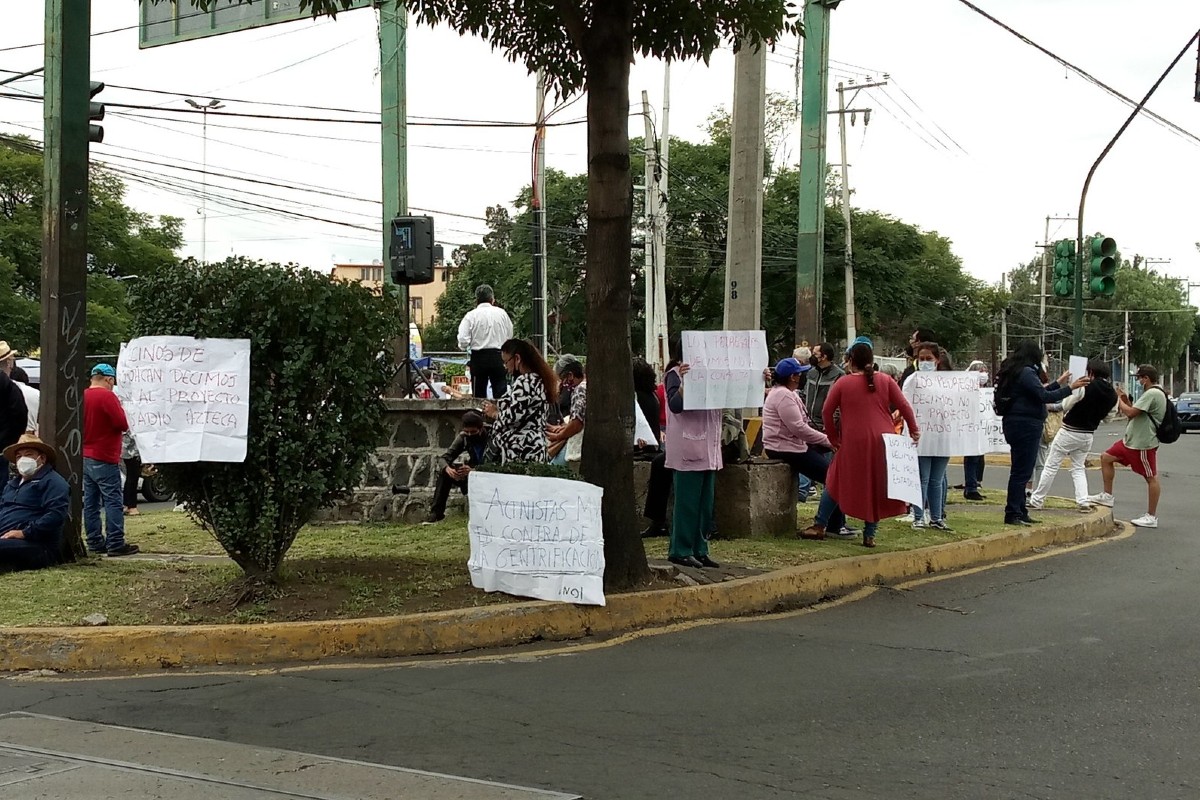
1040,215,1049,351
379,4,410,393
532,69,547,354
1075,29,1200,354
1000,273,1008,356
795,0,836,346
1123,309,1130,389
836,82,855,343
653,63,670,372
641,90,657,365
41,0,91,561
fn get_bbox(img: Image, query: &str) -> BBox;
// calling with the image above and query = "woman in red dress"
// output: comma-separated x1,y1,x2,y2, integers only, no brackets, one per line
822,341,920,547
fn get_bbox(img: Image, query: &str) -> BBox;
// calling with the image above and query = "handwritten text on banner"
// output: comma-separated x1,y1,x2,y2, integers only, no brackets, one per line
117,336,251,463
978,387,1010,454
883,433,924,507
903,371,985,457
681,330,769,410
467,472,606,606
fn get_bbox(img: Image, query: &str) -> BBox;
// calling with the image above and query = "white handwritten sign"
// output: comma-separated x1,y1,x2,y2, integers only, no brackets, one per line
1069,355,1088,383
634,398,658,446
467,472,606,606
903,371,984,457
883,433,923,507
978,387,1010,454
116,336,251,463
681,330,769,410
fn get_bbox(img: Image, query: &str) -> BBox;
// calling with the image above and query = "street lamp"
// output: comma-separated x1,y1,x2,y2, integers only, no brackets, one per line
185,98,225,263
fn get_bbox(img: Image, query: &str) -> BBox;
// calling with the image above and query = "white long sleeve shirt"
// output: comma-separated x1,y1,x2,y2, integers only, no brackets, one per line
457,303,514,352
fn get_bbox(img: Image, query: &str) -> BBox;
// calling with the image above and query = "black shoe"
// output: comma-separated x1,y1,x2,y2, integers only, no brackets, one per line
668,556,704,569
696,555,721,569
641,524,668,538
963,491,985,501
1020,515,1040,525
106,544,140,557
421,513,445,525
953,484,966,490
1004,517,1032,526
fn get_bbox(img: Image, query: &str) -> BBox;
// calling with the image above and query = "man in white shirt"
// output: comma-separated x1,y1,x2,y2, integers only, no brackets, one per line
456,284,514,399
10,365,39,434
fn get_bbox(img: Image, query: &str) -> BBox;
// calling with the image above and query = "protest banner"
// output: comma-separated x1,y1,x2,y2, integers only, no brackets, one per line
467,472,606,606
978,387,1010,454
681,330,769,410
903,371,985,457
882,433,924,507
116,336,251,463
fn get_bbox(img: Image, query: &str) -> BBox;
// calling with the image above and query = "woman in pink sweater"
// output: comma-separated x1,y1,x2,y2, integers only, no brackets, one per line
762,358,846,540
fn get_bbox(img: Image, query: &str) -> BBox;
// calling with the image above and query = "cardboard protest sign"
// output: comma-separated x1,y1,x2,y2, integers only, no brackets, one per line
467,472,606,606
883,433,924,507
681,330,769,410
903,371,984,457
116,336,251,463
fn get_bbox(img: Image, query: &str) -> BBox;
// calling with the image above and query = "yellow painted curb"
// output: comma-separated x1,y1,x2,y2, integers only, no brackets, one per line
0,509,1115,673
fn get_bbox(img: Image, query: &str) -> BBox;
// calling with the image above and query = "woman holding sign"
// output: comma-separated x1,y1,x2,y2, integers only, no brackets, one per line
902,342,954,532
663,345,722,569
823,342,919,547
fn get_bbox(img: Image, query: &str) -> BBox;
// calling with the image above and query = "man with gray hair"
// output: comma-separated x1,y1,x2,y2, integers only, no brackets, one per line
0,342,29,453
457,284,514,399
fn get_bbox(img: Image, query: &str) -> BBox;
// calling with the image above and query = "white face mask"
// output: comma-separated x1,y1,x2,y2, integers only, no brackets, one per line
16,456,39,477
918,361,937,372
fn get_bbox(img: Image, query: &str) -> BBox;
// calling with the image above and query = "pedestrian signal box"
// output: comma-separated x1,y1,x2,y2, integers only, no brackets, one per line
389,216,435,285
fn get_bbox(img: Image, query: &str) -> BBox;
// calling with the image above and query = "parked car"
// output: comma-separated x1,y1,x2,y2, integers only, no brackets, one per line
1175,392,1200,432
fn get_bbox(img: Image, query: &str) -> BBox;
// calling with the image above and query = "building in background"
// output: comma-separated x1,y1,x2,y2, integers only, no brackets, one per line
330,245,450,326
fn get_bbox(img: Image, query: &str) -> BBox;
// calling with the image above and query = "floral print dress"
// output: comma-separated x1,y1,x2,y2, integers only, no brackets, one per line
487,372,550,464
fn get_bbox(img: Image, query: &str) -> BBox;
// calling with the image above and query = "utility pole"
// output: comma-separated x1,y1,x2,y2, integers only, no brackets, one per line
1123,308,1131,390
651,65,670,372
1075,29,1200,353
795,0,842,348
532,70,548,354
999,273,1008,357
185,98,224,264
1039,215,1075,351
831,78,885,343
641,91,659,367
379,4,409,391
724,43,767,335
41,0,91,560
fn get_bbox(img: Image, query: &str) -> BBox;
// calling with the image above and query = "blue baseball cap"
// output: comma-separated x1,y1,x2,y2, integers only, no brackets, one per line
91,363,116,378
845,335,873,355
774,358,807,379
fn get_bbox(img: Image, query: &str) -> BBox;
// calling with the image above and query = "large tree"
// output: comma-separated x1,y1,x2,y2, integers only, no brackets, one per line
179,0,797,589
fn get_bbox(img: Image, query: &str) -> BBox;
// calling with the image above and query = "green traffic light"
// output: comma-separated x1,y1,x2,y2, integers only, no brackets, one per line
1055,239,1076,258
1089,236,1116,258
1090,276,1115,295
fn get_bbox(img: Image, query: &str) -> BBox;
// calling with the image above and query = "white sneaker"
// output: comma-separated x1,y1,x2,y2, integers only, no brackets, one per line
1086,492,1114,508
901,512,915,523
1076,503,1093,513
912,518,927,530
1131,514,1159,528
1027,498,1044,510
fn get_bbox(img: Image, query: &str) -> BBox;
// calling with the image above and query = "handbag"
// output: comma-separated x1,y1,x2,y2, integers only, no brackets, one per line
1042,410,1063,444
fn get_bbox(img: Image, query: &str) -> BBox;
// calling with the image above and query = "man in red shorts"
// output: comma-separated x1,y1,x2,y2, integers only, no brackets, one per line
1088,365,1166,528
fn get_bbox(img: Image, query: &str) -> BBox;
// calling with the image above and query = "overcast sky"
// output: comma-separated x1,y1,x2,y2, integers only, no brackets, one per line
3,1,1198,296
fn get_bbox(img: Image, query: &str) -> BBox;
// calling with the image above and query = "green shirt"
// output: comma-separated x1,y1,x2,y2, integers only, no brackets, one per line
1125,387,1166,450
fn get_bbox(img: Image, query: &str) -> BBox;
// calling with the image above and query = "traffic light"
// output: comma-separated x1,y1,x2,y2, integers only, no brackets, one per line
1052,239,1075,297
88,81,105,144
1087,234,1117,297
389,216,435,285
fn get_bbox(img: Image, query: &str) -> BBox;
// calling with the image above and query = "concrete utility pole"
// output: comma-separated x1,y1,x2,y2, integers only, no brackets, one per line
42,0,91,558
831,78,885,343
379,4,410,389
641,91,659,367
1000,273,1009,357
651,65,670,372
1123,309,1131,389
185,98,224,264
795,0,842,348
724,43,767,334
532,70,548,354
1039,215,1075,351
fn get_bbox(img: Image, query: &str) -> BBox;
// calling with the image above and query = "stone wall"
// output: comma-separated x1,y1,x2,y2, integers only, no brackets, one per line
322,399,798,537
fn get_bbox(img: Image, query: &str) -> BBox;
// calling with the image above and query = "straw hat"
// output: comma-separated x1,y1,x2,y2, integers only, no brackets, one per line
3,433,56,465
0,341,16,361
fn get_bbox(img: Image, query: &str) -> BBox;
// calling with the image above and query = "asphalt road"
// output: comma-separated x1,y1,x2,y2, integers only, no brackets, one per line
4,422,1199,799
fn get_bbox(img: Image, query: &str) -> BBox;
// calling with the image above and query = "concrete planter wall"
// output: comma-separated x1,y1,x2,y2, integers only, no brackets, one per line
321,400,797,536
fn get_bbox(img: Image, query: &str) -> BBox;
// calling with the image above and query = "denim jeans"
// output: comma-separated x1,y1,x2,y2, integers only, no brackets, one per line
766,448,845,532
1003,417,1043,520
913,456,950,523
962,455,985,492
84,457,125,552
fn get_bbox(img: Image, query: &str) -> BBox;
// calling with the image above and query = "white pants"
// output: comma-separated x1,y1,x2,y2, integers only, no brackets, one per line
1029,428,1093,506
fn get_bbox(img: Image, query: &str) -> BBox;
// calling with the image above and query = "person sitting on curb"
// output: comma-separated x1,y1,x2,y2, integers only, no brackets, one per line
424,410,489,524
1088,365,1167,528
0,434,69,573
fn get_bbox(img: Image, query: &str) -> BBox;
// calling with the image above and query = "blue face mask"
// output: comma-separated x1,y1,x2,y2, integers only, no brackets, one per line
918,361,936,372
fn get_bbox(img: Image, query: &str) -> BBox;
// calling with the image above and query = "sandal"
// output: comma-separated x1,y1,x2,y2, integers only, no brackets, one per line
862,535,876,548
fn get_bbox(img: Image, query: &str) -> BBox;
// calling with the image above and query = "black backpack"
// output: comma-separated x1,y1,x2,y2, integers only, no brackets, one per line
1148,387,1182,444
992,381,1015,417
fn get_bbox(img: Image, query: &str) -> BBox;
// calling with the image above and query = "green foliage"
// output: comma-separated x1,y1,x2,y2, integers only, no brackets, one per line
475,462,580,481
130,258,402,579
0,135,183,354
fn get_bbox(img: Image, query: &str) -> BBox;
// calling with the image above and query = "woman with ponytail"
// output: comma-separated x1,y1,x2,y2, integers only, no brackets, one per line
822,341,919,547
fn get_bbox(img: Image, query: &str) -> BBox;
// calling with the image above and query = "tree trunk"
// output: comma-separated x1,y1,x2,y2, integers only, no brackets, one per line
580,0,651,590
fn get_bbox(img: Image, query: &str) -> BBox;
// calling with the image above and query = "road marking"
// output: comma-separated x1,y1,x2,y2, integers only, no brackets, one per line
7,524,1133,684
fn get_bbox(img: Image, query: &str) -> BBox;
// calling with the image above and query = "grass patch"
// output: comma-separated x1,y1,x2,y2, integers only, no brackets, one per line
0,498,1086,628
